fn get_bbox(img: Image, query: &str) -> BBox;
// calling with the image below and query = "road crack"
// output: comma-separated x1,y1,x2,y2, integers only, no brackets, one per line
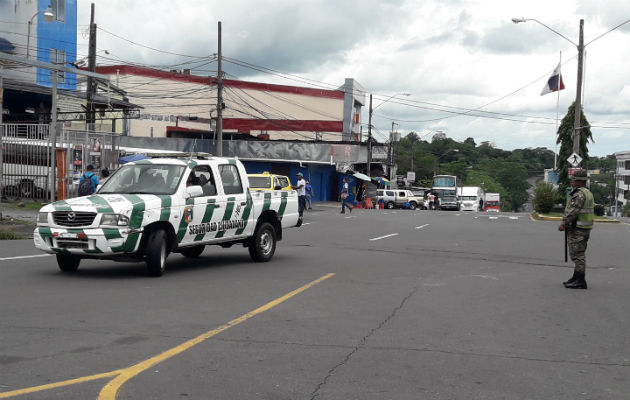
308,284,419,400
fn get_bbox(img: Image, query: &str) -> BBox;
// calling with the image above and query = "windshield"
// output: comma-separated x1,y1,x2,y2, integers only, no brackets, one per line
432,176,456,188
461,196,477,201
99,164,185,195
249,176,271,189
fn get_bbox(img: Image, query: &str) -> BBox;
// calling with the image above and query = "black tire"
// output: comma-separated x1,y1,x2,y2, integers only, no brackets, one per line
409,202,417,210
146,230,169,277
386,202,395,209
248,222,276,262
180,245,204,258
56,254,81,272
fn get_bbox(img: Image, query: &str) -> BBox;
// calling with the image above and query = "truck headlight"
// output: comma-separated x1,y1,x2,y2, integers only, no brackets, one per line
100,213,130,226
38,212,49,224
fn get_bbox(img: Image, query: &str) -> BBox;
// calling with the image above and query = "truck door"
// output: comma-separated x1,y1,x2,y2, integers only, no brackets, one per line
178,165,226,246
217,163,254,240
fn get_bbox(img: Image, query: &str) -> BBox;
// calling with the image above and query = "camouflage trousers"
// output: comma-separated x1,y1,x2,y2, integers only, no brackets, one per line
567,228,591,274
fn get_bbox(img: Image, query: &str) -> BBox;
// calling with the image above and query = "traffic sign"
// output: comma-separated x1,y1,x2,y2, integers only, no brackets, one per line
567,152,582,167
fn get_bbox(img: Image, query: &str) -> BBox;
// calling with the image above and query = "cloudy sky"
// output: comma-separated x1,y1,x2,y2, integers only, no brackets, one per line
77,0,630,157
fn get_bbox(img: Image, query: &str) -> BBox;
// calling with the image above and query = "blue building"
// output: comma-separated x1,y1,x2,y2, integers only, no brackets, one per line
0,0,77,122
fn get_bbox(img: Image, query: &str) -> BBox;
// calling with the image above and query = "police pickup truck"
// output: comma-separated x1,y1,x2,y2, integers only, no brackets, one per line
33,157,299,276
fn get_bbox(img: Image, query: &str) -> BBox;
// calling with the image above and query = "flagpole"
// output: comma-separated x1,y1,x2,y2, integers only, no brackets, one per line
554,51,562,170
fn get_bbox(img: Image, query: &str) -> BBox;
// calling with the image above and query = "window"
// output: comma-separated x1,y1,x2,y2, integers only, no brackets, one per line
625,160,630,170
51,0,65,22
49,49,65,83
219,164,243,195
188,166,217,196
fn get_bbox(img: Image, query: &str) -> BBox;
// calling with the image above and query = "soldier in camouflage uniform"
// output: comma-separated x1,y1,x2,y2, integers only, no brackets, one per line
558,169,594,289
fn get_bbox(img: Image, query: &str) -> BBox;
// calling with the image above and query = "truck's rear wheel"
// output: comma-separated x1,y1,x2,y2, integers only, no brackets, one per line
386,202,395,209
248,222,276,262
180,245,204,258
56,254,80,272
146,230,169,277
409,202,417,210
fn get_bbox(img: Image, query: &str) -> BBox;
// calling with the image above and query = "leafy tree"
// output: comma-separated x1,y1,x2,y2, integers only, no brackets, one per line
533,182,556,213
556,101,594,196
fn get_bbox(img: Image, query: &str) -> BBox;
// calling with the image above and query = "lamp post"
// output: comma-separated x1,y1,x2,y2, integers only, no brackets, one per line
26,5,54,59
512,17,585,162
367,92,410,176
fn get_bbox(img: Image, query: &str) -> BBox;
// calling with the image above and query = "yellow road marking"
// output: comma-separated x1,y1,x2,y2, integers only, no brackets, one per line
0,370,123,399
0,273,336,399
99,272,335,399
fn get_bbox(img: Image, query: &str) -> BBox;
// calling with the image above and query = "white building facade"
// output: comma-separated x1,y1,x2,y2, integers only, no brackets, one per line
614,150,630,214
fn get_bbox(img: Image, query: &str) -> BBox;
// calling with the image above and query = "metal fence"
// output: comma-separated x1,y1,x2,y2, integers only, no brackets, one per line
0,123,119,201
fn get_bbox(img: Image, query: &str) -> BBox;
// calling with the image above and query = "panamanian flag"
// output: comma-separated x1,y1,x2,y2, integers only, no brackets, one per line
540,62,565,96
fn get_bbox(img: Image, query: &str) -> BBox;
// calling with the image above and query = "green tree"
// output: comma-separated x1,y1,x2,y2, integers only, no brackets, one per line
556,101,594,198
533,182,556,213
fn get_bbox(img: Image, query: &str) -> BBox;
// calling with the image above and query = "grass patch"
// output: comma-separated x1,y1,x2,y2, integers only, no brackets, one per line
0,229,25,240
7,202,47,210
535,211,563,218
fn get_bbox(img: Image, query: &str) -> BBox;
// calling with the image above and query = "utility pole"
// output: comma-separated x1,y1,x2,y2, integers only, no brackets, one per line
86,3,97,130
366,94,373,175
49,71,58,202
216,21,223,156
572,19,585,159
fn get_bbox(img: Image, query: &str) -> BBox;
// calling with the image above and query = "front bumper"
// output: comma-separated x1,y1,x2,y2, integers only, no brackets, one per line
33,226,143,256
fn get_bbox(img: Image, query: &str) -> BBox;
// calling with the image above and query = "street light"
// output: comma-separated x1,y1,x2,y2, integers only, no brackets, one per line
434,148,459,175
26,5,54,59
512,17,585,161
367,92,410,176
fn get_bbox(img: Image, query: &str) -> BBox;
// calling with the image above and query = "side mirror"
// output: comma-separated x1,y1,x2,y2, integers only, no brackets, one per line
186,185,203,198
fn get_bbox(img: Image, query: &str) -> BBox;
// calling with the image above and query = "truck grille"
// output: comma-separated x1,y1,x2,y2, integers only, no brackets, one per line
53,211,96,227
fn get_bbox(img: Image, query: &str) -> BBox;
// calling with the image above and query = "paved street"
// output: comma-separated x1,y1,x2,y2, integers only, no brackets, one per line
0,206,628,399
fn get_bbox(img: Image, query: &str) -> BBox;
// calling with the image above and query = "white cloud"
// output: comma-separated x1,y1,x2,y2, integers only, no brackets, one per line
78,0,630,156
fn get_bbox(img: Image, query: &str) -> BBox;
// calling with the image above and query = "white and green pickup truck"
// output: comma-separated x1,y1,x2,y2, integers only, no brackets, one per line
33,157,299,276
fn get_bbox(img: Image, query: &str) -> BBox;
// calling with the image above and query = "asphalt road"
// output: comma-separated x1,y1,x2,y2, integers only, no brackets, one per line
0,206,628,399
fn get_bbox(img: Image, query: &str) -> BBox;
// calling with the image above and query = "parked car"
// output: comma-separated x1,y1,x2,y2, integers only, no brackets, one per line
376,189,425,210
248,172,292,191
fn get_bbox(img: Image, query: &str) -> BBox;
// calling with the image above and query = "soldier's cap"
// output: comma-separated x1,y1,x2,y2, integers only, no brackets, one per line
570,169,588,181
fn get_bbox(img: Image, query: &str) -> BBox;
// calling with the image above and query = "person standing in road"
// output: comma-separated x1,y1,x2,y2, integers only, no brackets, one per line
479,197,484,212
305,180,314,210
292,172,307,220
340,177,353,214
428,192,435,210
558,169,594,289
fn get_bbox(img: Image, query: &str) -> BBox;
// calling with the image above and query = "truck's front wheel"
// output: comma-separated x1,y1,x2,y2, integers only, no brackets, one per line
409,202,417,210
248,222,276,262
56,254,80,272
146,230,169,277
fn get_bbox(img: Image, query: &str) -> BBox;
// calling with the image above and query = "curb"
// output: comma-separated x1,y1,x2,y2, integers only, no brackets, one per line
530,213,621,224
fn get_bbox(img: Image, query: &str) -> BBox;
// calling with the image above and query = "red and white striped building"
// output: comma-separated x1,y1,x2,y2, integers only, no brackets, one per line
93,65,366,142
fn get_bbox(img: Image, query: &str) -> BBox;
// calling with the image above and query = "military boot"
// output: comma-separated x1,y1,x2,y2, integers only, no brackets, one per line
564,272,587,289
563,271,578,286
